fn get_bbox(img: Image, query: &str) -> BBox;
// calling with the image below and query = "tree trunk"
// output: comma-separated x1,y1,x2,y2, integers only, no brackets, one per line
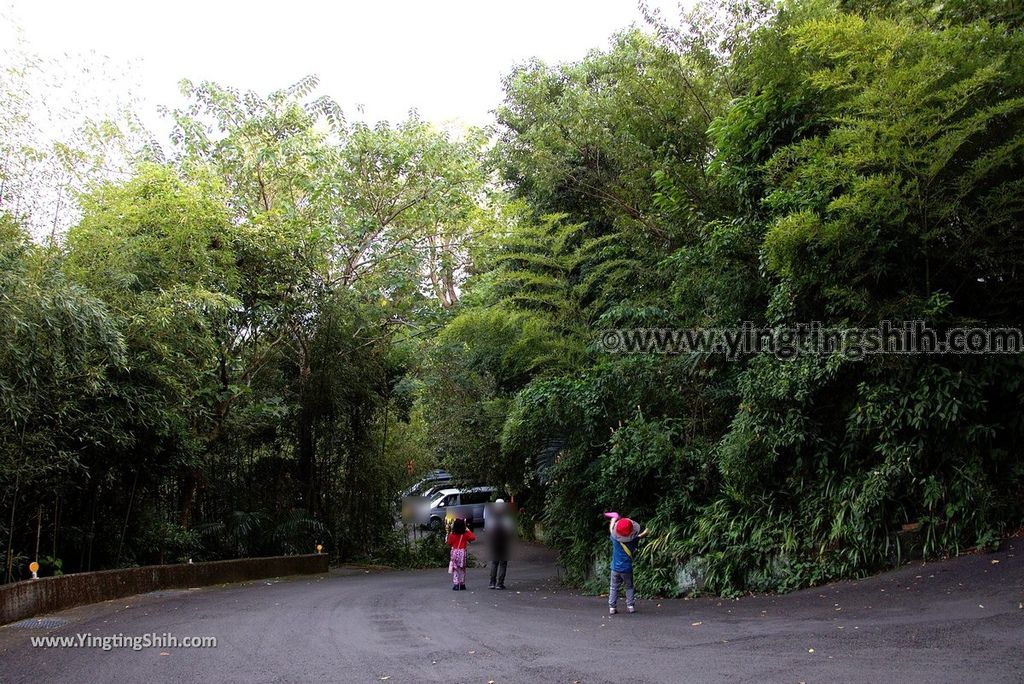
5,472,18,583
51,492,60,559
116,471,139,566
296,347,317,517
33,505,41,565
179,469,198,530
297,405,316,516
84,477,98,571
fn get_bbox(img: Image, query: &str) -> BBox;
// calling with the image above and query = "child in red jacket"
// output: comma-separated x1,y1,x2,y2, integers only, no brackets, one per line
447,518,476,590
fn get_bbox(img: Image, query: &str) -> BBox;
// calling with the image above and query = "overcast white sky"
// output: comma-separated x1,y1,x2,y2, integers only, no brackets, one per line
4,0,682,132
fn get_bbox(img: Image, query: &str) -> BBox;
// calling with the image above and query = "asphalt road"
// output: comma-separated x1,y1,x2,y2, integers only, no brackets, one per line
1,536,1022,684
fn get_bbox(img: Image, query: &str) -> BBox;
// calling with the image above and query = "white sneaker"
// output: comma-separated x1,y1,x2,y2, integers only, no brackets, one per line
627,605,636,614
609,606,617,615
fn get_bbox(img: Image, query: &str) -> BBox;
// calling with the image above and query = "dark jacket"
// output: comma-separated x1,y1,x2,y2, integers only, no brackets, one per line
488,517,512,561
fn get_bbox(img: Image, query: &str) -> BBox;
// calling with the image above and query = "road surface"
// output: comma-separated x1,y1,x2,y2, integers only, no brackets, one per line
1,537,1022,683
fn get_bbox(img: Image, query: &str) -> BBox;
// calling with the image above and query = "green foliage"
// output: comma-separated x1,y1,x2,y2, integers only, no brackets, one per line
494,29,725,239
0,216,129,487
2,74,494,579
196,509,326,559
362,531,452,569
422,0,1024,599
757,12,1024,320
4,0,1024,598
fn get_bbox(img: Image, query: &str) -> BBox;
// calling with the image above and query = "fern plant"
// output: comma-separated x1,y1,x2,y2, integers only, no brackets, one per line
490,213,646,334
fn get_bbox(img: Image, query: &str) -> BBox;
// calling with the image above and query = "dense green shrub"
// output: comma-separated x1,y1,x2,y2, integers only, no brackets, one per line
419,0,1024,597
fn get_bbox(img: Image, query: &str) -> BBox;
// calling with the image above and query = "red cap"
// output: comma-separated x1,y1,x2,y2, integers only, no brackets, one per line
615,518,634,537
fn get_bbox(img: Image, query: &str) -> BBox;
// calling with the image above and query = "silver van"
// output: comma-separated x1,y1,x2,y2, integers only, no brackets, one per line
423,486,498,531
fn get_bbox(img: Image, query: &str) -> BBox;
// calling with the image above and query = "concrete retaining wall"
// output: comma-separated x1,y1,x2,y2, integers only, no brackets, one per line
0,554,329,626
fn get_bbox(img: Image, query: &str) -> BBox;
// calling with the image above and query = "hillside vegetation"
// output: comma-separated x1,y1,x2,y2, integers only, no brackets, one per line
2,0,1023,593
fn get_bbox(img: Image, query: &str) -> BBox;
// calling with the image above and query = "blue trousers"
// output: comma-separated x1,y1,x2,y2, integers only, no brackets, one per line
609,570,635,608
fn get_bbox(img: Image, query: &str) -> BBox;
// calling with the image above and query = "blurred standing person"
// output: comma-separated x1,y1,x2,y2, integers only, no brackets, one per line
487,499,513,589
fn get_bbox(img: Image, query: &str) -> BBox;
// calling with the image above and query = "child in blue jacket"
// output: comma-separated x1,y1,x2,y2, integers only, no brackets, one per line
608,516,647,614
